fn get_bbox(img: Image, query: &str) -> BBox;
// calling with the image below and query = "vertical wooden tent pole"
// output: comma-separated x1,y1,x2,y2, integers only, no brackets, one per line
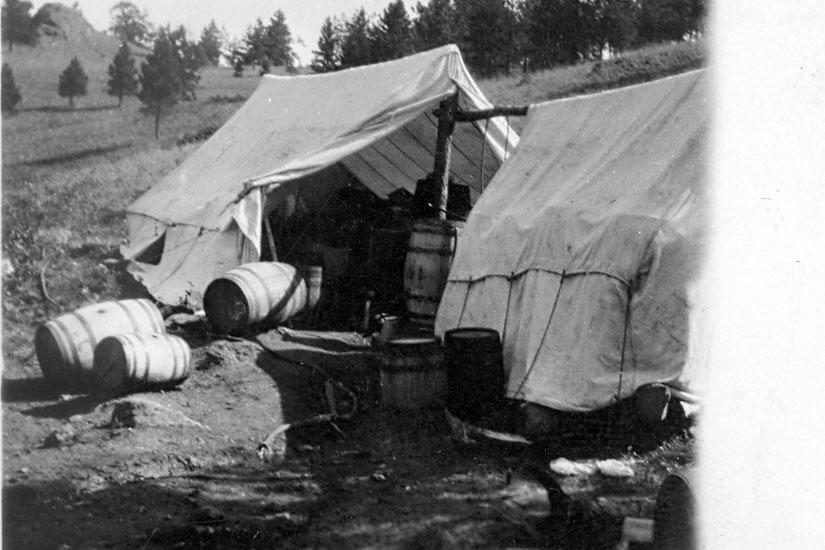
432,92,459,220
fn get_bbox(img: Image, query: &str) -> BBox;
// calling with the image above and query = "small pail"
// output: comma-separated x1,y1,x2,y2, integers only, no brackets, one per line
376,315,399,345
380,337,445,409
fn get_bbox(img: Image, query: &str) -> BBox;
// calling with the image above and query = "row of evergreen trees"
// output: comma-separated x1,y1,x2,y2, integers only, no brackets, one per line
2,27,206,139
310,0,706,75
0,58,92,112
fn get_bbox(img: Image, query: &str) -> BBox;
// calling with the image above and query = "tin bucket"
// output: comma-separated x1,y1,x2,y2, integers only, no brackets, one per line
380,337,445,409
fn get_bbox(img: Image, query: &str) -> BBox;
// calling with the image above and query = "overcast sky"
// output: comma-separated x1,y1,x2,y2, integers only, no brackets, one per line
36,0,400,63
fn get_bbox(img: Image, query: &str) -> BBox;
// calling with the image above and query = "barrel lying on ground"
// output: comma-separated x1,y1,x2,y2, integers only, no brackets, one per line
34,298,165,388
92,332,192,392
203,262,307,335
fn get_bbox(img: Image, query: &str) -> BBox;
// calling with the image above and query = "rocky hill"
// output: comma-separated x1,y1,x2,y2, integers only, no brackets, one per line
30,2,120,56
3,2,149,106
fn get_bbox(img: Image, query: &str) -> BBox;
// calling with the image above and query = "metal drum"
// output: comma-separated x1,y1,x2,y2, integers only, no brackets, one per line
443,327,504,421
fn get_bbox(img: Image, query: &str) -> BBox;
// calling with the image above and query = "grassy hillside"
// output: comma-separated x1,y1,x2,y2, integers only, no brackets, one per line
483,40,706,132
2,37,706,366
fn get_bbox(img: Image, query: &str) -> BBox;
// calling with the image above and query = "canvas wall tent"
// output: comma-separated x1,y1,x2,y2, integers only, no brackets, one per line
435,70,710,412
121,45,518,307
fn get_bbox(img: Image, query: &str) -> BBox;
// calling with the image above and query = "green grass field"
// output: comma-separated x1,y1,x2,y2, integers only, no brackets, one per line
2,39,706,364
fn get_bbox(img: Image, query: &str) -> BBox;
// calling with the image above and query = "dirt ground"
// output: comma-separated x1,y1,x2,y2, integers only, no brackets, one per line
3,319,694,550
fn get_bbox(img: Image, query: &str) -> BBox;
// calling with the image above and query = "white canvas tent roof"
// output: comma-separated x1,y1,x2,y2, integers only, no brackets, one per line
435,70,710,412
122,45,518,306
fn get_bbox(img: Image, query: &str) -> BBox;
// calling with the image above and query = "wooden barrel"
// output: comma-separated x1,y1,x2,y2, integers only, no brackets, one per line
34,299,165,388
444,327,504,421
92,332,192,391
203,262,307,335
653,468,696,550
403,219,462,326
380,337,446,409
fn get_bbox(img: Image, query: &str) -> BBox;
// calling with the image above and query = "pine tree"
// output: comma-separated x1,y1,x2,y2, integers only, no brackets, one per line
311,16,341,73
199,19,223,65
107,43,138,107
638,0,703,43
371,0,413,62
593,0,640,54
2,63,22,113
413,0,457,50
168,26,202,100
454,0,519,75
260,10,294,68
58,56,88,107
339,8,372,69
243,18,266,66
139,28,182,138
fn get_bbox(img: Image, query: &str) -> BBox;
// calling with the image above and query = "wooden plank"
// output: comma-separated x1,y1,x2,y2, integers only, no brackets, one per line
372,136,430,184
358,146,419,192
340,153,402,198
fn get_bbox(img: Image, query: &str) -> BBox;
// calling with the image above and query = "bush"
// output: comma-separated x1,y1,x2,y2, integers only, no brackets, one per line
2,63,22,113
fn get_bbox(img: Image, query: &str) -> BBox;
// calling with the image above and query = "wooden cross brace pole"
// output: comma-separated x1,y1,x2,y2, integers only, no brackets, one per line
431,95,528,220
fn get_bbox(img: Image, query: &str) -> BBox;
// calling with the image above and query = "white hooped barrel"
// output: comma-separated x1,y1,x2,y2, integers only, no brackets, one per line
380,337,446,409
203,262,307,335
93,332,192,391
34,299,165,387
403,219,462,326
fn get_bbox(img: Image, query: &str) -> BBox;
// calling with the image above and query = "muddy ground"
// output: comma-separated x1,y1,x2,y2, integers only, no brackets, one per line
3,321,694,550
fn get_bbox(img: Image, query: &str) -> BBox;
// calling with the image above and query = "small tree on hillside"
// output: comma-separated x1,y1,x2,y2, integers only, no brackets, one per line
2,0,34,51
2,63,22,113
107,43,138,107
199,19,223,65
168,26,203,99
58,56,88,107
139,28,181,138
311,16,342,73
